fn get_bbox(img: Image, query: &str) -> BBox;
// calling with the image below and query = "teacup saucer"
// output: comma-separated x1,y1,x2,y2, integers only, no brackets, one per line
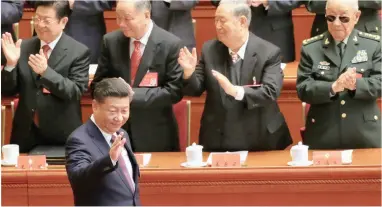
180,162,207,168
1,160,16,166
287,160,313,167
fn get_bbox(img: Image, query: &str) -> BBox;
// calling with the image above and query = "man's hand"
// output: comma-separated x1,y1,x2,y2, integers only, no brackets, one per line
28,49,48,75
342,68,356,90
109,132,126,162
211,70,237,97
178,47,197,79
249,0,268,7
68,0,75,9
1,32,22,67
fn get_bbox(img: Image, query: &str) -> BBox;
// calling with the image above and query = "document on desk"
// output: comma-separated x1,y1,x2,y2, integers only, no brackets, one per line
207,151,248,165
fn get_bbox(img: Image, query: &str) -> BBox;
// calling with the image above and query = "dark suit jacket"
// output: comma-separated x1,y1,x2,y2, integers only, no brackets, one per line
66,120,141,206
211,0,302,63
1,0,24,65
92,24,183,152
183,32,292,151
151,0,198,50
296,30,381,149
307,0,382,37
64,0,114,63
1,33,90,152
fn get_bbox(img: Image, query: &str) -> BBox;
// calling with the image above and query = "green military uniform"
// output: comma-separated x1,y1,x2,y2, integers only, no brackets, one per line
306,0,381,37
296,29,381,149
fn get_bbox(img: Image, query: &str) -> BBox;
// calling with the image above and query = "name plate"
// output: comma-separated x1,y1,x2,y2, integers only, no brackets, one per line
17,155,47,170
211,153,240,167
313,151,342,165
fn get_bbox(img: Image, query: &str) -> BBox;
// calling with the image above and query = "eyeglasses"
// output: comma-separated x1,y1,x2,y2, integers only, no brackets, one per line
325,15,351,23
32,16,56,26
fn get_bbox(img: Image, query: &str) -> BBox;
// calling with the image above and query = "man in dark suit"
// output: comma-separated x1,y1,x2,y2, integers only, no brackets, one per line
297,0,381,149
179,0,292,152
307,0,381,37
151,0,198,50
66,78,141,206
1,0,24,65
92,0,183,152
211,0,303,63
1,0,90,153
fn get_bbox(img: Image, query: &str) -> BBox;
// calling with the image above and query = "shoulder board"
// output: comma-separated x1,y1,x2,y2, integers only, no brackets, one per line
358,31,380,41
303,34,324,45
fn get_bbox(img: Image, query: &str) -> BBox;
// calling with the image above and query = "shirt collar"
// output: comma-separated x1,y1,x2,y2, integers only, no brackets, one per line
335,36,349,45
90,114,116,145
40,32,63,50
131,20,153,46
228,33,249,60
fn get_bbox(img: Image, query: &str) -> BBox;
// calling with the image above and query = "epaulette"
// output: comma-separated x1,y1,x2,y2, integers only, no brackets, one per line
302,34,324,45
358,31,380,41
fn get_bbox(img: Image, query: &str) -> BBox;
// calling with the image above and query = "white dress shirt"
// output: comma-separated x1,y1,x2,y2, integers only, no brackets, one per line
90,115,134,186
129,20,154,58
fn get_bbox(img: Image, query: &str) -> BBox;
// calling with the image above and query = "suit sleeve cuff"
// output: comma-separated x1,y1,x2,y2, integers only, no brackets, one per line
234,86,245,101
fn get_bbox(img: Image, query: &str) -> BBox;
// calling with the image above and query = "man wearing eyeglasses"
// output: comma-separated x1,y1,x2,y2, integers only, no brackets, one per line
296,0,381,149
307,0,381,37
1,0,90,153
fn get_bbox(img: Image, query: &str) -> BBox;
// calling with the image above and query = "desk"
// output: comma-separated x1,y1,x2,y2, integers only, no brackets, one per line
2,149,381,206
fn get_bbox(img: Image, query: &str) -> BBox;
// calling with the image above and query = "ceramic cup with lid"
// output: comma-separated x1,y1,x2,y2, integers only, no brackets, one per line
186,142,203,166
290,141,309,163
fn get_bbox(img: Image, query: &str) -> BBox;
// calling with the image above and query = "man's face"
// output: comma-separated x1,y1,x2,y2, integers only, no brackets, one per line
215,5,244,47
326,1,360,41
116,1,150,39
92,97,130,134
34,6,67,43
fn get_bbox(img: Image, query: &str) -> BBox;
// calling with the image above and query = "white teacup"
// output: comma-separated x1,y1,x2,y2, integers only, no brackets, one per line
290,142,309,163
186,142,203,166
2,144,19,165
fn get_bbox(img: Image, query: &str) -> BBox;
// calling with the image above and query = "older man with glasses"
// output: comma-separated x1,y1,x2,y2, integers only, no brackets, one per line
296,0,381,149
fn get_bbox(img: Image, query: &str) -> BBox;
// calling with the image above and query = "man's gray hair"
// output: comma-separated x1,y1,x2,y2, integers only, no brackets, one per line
118,0,151,12
326,0,359,11
219,0,252,26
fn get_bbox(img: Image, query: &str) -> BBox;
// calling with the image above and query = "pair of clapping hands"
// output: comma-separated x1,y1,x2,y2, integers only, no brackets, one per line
332,67,358,93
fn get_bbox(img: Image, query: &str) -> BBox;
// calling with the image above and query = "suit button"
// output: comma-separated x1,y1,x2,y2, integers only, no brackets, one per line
341,113,347,118
341,100,345,105
374,115,378,120
311,118,315,123
316,28,319,32
320,71,325,75
32,109,35,112
361,69,364,72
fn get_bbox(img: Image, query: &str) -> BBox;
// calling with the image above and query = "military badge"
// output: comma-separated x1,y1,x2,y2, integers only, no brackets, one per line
351,50,368,63
318,61,330,70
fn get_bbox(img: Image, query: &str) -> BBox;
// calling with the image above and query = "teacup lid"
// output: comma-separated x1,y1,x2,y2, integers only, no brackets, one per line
291,141,309,149
186,142,203,150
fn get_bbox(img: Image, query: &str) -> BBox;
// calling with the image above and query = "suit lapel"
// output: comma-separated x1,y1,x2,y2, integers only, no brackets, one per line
29,38,41,87
119,35,131,84
340,30,358,72
240,33,258,85
48,33,68,69
322,33,341,68
87,120,133,194
132,25,159,87
213,41,230,105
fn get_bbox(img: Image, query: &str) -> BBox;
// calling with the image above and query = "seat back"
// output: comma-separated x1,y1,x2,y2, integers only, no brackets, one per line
173,100,191,151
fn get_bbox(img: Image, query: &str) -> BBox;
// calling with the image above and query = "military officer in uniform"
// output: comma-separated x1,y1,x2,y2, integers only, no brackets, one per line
306,0,381,37
296,0,381,149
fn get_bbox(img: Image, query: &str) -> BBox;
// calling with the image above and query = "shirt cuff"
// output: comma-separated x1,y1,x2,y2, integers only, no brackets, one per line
234,86,245,101
265,5,269,10
4,66,15,72
110,156,117,166
163,0,171,3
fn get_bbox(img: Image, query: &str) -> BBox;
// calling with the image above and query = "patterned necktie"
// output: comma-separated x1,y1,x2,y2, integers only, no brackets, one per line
110,136,135,192
130,40,142,84
230,51,239,63
42,44,50,59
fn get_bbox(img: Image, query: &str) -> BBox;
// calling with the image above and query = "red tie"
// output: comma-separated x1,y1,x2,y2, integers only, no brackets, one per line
130,40,142,84
42,45,50,59
111,136,135,192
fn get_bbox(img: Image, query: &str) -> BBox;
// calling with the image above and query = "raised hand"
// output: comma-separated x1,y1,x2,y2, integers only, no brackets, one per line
1,32,22,67
109,132,127,162
212,69,237,97
28,49,48,75
178,47,197,79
